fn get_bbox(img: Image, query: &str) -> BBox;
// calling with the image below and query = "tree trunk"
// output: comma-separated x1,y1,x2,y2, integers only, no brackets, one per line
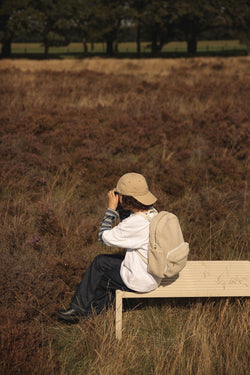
83,39,88,54
136,23,141,54
106,39,113,56
187,33,197,56
44,39,49,59
151,28,159,56
186,19,197,56
1,38,11,57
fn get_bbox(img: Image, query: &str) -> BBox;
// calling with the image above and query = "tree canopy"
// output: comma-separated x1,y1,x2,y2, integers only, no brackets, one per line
0,0,249,57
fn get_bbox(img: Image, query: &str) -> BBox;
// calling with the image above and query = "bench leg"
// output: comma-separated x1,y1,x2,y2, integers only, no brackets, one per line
115,290,123,340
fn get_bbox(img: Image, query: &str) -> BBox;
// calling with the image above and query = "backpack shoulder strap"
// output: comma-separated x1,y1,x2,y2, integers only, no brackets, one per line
136,207,158,221
136,250,148,264
135,208,158,263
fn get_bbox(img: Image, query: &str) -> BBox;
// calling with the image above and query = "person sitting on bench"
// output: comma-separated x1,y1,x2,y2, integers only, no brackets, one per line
57,172,161,322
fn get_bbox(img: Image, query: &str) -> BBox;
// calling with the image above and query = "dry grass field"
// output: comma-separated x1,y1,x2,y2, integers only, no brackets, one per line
0,57,249,374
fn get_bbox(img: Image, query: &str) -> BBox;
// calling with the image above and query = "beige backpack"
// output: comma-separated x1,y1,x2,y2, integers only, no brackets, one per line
137,210,190,278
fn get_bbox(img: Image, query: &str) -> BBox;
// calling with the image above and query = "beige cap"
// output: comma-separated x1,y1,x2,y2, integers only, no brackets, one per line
115,173,157,205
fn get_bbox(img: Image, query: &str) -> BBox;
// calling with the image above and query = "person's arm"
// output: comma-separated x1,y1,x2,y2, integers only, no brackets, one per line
98,208,119,244
98,190,119,244
101,215,149,249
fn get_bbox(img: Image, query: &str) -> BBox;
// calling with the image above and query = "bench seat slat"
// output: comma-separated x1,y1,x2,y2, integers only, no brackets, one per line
120,261,250,298
115,261,250,340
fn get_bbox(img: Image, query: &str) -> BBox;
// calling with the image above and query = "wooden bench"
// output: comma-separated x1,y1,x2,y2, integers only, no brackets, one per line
115,260,250,340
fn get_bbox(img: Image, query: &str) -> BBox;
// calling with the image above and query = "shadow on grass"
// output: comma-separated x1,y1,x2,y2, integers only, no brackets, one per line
123,295,247,313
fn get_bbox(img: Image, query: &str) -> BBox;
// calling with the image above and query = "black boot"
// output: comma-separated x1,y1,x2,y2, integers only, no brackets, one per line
57,308,82,323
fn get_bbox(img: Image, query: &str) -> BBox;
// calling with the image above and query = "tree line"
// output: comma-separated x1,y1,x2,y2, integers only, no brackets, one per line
0,0,249,58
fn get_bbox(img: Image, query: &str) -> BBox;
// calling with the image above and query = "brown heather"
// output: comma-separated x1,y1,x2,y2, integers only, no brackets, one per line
0,57,249,374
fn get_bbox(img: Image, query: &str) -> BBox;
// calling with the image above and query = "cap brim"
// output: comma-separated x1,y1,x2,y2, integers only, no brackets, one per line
115,186,157,205
133,191,157,205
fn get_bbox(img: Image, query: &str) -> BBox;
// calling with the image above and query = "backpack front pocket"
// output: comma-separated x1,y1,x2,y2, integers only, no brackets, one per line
164,242,190,277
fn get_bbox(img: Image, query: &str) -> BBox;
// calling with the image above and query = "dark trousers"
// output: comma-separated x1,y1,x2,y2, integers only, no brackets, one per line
70,254,133,315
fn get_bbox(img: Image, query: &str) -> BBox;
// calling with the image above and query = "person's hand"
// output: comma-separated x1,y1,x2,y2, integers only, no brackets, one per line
108,189,119,210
